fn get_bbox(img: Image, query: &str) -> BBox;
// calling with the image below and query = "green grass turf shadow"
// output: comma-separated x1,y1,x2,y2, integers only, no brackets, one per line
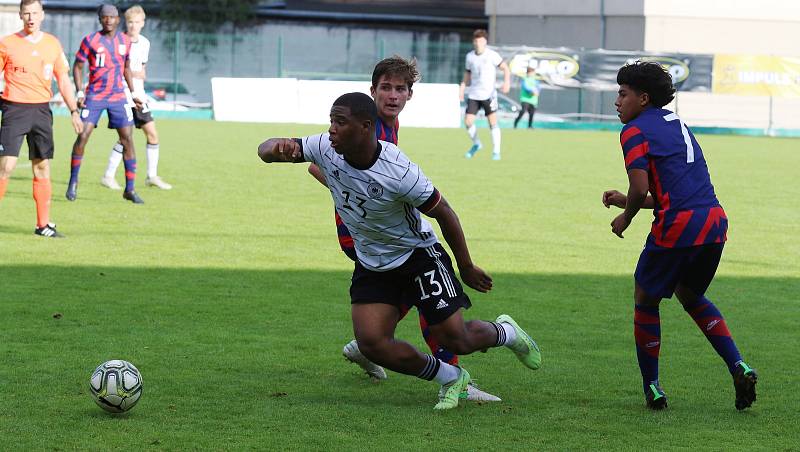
1,265,796,450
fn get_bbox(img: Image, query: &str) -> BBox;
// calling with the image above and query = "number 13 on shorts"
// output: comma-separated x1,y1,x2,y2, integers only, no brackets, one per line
414,269,443,300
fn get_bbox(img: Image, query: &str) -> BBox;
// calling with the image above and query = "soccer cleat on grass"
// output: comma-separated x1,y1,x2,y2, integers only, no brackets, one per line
464,143,482,159
342,340,387,380
435,367,471,410
496,314,542,370
100,176,122,190
460,380,501,402
492,153,501,161
146,176,173,190
645,382,668,410
733,362,757,411
123,191,145,204
65,182,78,201
34,223,64,238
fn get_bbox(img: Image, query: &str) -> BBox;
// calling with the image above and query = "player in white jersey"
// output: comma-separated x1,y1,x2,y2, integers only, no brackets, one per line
100,5,171,191
459,29,510,160
258,92,542,410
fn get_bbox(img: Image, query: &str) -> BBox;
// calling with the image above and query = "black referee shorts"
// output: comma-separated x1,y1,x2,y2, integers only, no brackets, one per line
0,100,54,160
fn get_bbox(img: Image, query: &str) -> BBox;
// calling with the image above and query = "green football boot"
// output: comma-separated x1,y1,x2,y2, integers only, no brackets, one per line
496,314,542,370
434,367,471,410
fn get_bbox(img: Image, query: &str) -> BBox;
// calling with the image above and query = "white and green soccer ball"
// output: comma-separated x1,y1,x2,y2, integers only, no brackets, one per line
89,360,143,413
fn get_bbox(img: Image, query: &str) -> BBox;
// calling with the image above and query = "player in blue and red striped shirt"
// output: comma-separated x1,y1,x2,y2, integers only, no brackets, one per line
602,61,757,411
66,4,143,204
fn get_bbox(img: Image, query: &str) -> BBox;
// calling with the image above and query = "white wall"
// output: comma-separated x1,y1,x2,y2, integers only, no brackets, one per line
643,0,800,56
212,78,461,128
668,91,800,130
488,0,800,57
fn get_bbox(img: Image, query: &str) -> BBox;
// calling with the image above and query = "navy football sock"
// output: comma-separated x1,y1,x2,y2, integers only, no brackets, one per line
123,158,137,192
634,304,661,391
683,296,743,374
69,153,83,185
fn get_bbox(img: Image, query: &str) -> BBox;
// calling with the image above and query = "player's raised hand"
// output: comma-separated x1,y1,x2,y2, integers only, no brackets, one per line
602,190,627,209
258,138,302,163
276,139,301,161
611,212,630,238
460,264,493,293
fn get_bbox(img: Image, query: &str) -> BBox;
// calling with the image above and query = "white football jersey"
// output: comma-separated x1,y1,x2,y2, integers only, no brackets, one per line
300,133,440,271
128,34,150,94
465,48,503,101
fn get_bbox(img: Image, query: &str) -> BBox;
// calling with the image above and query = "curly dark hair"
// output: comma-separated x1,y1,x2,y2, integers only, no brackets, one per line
371,56,420,91
616,61,675,108
333,92,378,123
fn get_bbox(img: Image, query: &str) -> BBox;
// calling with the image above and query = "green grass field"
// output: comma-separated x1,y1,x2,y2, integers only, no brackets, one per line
1,117,798,450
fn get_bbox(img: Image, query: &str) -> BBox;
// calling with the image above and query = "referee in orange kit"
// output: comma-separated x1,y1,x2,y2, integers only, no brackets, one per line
0,0,82,237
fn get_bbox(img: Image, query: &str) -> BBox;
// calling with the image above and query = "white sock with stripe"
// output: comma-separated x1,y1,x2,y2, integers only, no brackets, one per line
432,360,461,385
146,143,160,178
104,142,123,179
492,321,517,346
491,126,501,156
417,354,460,385
467,124,481,146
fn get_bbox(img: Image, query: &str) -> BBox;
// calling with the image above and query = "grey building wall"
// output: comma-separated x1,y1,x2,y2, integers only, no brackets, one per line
492,15,644,50
487,0,645,49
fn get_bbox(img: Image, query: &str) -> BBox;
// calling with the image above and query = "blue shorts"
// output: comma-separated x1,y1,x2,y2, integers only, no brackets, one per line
635,243,724,299
80,100,133,129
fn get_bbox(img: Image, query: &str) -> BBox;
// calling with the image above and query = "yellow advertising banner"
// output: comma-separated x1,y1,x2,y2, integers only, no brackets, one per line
713,55,800,97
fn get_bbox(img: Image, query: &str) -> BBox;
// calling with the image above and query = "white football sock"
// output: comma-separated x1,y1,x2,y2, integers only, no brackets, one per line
501,322,517,346
433,361,461,385
467,124,481,146
146,143,159,178
491,126,501,155
104,142,123,179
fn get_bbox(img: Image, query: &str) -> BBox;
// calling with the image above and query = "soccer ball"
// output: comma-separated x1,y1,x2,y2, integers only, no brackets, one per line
89,360,143,413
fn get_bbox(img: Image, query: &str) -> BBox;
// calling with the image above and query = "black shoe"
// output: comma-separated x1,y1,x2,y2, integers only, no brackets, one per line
65,182,78,201
34,223,64,238
123,191,144,204
645,382,668,410
733,362,757,410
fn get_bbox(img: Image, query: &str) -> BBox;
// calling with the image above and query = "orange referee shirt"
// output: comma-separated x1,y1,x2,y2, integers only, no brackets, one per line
0,31,70,104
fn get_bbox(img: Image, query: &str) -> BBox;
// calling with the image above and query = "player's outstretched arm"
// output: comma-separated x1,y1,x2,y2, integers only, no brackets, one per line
258,138,303,163
425,195,493,293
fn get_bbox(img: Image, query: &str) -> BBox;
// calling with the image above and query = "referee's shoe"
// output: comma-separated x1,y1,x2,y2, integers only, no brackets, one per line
34,223,64,238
